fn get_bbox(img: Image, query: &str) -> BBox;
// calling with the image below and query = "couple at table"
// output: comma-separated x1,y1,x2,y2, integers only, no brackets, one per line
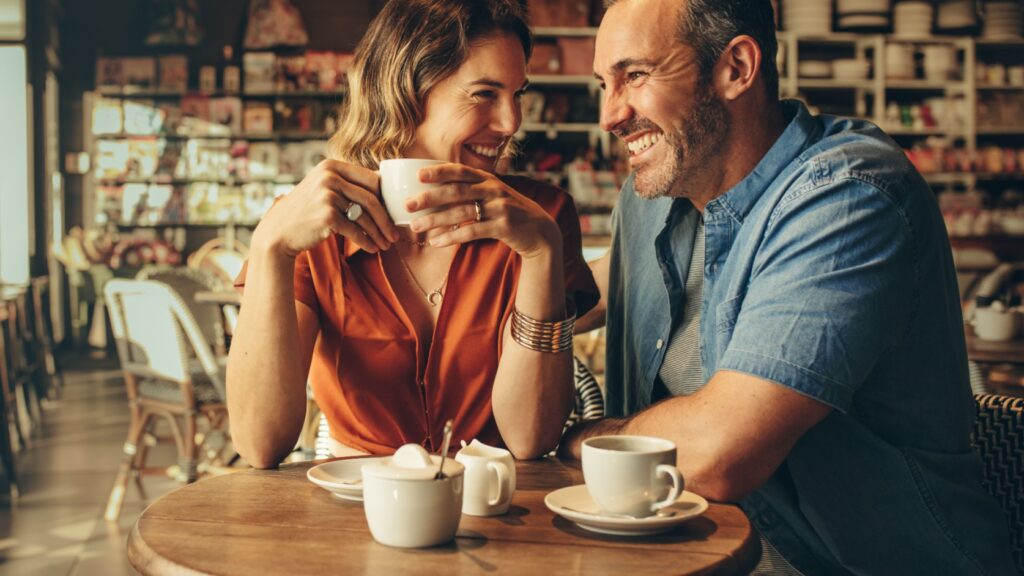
226,0,1015,574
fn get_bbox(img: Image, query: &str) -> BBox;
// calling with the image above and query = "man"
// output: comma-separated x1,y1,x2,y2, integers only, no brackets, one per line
563,0,1016,574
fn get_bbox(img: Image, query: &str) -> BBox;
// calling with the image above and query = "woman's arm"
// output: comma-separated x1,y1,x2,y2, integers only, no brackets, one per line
491,236,574,459
227,160,398,468
226,246,319,469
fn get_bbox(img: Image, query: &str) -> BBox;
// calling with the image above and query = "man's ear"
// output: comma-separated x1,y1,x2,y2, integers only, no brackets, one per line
715,35,762,102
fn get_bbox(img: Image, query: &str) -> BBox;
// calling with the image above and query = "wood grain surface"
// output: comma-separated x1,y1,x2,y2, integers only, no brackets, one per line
128,458,760,575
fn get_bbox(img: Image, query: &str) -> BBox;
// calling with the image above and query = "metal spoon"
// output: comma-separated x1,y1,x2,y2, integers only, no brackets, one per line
435,419,453,480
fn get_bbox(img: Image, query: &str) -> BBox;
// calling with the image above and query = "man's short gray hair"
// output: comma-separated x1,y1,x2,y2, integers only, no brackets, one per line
603,0,779,98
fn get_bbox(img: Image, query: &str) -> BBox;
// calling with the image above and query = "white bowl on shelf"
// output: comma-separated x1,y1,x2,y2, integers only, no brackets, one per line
833,59,870,80
798,60,833,78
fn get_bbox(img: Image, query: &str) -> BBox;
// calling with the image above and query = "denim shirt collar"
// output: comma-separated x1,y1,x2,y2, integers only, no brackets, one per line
705,100,820,225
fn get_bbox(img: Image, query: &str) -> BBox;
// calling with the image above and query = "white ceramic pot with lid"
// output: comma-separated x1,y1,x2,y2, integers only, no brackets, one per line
361,444,465,548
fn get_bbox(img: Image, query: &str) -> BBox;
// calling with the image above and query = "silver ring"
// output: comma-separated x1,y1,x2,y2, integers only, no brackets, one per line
345,202,364,222
473,200,484,222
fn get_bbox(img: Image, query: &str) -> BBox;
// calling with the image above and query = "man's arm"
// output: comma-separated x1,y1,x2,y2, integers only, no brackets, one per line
560,369,832,502
575,250,610,333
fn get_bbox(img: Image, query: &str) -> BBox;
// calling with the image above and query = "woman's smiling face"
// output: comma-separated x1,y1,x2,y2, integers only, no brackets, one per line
405,33,528,172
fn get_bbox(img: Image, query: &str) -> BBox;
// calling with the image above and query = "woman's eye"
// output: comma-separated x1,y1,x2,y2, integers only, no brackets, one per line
473,90,498,100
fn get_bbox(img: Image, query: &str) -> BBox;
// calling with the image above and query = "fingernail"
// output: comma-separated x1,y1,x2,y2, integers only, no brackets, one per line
410,221,423,232
405,199,418,211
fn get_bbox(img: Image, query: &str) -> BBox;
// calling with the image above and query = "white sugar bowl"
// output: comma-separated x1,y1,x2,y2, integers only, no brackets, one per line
361,444,465,548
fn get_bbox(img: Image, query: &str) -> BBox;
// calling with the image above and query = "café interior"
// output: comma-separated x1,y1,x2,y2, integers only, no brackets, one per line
0,0,1022,574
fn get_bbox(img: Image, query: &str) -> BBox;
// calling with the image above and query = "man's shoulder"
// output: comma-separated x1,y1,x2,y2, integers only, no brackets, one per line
773,115,928,214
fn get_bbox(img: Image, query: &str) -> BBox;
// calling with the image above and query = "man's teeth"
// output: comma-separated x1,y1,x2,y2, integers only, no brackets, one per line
468,144,500,158
627,132,662,155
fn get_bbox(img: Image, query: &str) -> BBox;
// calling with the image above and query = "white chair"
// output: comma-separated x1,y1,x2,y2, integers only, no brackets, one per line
103,278,229,521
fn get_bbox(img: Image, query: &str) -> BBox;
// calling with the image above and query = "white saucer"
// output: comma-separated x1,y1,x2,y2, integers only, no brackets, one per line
307,457,389,501
544,485,709,536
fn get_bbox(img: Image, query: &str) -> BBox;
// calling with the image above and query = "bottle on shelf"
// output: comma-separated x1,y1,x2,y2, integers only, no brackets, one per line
223,45,241,94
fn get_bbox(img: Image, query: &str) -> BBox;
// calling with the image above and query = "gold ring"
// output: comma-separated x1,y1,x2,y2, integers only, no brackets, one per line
474,200,484,222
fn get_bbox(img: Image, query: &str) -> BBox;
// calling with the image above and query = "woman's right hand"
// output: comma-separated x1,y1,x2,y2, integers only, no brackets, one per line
252,159,400,258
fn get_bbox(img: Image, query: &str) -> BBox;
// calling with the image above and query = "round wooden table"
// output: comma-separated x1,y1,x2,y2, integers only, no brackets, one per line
129,458,760,575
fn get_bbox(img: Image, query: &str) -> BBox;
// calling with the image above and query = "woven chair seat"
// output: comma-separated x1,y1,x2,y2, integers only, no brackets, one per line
972,393,1024,574
138,358,225,405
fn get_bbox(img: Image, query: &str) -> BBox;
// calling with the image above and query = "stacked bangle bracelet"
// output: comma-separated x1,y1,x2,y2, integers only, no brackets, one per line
511,307,575,353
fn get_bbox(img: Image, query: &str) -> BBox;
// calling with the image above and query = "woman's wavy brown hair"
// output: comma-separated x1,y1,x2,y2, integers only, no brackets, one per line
328,0,533,169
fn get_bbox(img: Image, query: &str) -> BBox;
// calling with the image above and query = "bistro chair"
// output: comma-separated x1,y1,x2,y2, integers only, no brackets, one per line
566,356,605,430
0,303,18,499
187,236,248,290
136,265,228,357
29,276,64,400
103,279,230,521
972,393,1024,573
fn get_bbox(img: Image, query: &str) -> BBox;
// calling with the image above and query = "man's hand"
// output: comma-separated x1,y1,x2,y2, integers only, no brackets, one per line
557,417,628,459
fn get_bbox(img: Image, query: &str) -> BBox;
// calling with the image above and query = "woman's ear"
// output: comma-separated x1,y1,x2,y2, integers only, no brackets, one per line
715,35,762,102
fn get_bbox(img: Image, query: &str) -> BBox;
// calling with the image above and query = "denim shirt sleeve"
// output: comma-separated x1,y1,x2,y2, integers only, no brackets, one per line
717,176,917,411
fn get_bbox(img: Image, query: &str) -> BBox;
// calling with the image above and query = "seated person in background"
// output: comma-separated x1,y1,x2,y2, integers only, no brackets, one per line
564,0,1016,574
227,0,598,467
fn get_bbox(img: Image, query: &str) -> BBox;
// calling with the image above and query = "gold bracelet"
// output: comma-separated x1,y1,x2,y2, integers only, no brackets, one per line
511,307,575,353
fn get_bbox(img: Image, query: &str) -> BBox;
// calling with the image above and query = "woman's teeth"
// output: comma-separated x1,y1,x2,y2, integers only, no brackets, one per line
467,144,500,158
627,132,662,155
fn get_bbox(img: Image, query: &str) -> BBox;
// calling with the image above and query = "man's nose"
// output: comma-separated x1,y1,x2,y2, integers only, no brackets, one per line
600,87,633,133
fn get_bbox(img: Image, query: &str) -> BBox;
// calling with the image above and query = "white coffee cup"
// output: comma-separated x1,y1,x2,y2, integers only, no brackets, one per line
582,435,684,518
379,158,445,226
361,444,465,548
972,306,1019,342
455,439,515,517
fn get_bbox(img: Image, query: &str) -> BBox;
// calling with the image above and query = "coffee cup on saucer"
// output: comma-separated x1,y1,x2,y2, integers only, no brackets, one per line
581,435,684,519
455,439,515,517
361,443,465,548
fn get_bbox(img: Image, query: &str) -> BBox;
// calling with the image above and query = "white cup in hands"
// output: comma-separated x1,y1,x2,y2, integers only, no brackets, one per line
361,444,465,548
581,435,684,519
455,439,515,517
379,159,445,226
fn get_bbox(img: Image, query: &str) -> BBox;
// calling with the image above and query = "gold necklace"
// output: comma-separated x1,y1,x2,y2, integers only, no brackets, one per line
395,248,456,307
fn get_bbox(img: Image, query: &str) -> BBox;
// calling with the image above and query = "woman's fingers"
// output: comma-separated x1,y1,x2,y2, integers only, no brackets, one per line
324,207,381,253
322,175,397,250
409,200,482,233
425,219,502,248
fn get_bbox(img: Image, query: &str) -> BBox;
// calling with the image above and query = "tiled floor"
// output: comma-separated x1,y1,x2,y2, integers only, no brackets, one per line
0,352,181,576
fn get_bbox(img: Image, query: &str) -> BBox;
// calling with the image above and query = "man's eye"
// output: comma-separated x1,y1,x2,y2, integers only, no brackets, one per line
627,71,649,84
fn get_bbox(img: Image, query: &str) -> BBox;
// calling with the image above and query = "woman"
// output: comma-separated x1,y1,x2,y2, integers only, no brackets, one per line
227,0,598,467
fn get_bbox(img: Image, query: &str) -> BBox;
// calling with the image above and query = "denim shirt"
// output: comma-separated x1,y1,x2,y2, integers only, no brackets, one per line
604,101,1016,575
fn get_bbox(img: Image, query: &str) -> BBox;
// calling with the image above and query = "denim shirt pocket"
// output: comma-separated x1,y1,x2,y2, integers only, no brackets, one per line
715,293,744,333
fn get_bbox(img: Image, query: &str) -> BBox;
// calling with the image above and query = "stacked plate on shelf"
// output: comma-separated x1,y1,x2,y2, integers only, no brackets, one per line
833,58,871,80
893,0,935,38
936,0,979,31
982,1,1023,39
885,42,916,79
783,0,832,35
836,0,891,30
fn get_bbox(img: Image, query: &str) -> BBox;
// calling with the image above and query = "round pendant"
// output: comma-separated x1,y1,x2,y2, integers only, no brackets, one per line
427,290,443,307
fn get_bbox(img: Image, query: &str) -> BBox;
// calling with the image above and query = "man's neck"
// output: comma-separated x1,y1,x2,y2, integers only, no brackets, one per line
688,100,788,213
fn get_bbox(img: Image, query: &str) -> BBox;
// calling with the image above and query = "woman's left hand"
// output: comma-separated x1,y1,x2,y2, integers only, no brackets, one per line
406,163,561,260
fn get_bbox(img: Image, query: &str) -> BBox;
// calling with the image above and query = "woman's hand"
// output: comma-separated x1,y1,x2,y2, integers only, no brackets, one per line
252,159,400,258
407,164,560,260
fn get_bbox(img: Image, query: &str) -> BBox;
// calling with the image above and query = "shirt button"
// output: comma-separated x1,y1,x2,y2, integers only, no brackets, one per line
656,339,664,350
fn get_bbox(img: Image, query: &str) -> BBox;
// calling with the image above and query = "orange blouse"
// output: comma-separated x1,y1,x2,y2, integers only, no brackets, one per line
237,176,599,455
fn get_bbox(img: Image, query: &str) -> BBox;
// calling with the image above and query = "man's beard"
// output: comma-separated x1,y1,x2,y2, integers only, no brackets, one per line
623,84,729,200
